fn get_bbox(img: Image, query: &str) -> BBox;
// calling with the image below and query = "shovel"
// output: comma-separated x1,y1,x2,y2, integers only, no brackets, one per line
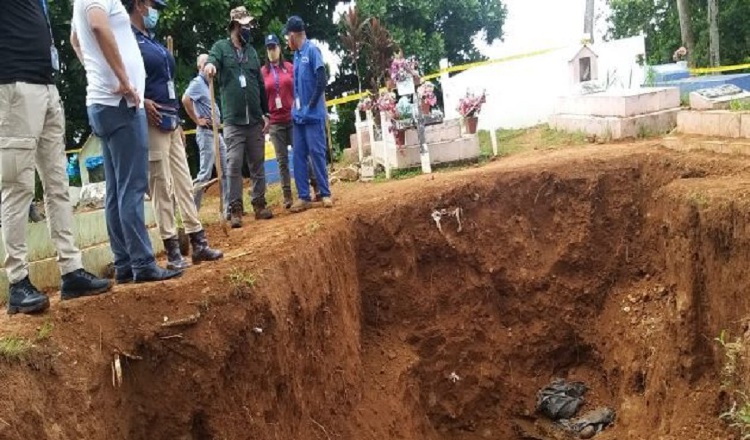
209,79,229,236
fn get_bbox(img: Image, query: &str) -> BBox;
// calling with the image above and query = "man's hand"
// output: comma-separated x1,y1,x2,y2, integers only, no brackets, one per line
203,63,217,78
197,117,212,128
114,81,141,109
262,115,270,134
144,99,163,126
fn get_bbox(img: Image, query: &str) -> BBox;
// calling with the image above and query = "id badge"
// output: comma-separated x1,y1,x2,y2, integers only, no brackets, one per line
239,74,247,88
167,81,176,100
295,97,301,110
50,45,60,71
275,96,282,110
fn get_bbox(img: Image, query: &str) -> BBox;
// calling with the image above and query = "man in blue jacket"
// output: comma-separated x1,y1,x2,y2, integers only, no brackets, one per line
284,16,333,213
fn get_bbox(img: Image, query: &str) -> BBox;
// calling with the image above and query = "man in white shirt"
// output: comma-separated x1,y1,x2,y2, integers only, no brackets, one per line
0,0,113,315
71,0,181,283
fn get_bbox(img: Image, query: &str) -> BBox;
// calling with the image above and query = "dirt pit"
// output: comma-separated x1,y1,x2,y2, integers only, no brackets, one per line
3,144,750,440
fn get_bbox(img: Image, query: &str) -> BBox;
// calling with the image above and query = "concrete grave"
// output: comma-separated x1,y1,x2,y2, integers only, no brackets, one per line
689,84,750,110
550,87,681,140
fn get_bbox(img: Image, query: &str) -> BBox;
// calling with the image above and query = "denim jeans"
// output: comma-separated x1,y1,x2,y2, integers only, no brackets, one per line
87,99,157,274
194,126,228,211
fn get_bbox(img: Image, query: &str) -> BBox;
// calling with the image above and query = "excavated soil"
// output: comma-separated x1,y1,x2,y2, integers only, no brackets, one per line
3,140,750,440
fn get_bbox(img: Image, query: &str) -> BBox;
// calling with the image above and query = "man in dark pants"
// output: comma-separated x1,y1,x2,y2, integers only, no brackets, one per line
71,0,181,283
203,6,272,228
284,16,333,213
0,0,113,315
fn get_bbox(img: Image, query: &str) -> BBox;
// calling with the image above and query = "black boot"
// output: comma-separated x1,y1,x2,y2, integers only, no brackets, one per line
134,265,183,283
230,200,243,228
7,277,49,315
163,237,191,271
61,268,112,300
189,230,223,263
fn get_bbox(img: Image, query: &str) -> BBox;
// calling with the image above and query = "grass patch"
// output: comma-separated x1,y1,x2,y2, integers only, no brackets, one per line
36,320,54,341
716,330,750,438
228,268,256,290
730,99,750,112
0,336,34,362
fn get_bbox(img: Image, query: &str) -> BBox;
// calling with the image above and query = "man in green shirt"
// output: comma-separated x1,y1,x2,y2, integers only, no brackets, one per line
204,6,272,228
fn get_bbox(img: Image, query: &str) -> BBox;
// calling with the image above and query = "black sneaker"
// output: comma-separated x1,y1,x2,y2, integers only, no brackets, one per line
134,266,183,284
61,269,113,301
115,268,134,284
253,207,273,220
7,277,49,315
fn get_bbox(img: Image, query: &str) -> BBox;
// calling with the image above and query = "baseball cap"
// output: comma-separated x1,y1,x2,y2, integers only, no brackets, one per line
229,6,254,27
265,34,280,47
152,0,168,9
283,16,305,34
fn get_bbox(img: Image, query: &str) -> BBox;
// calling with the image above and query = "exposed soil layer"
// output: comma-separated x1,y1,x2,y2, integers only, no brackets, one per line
3,142,750,440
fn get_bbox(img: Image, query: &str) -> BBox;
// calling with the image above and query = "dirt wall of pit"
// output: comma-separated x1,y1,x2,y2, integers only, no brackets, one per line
2,148,750,440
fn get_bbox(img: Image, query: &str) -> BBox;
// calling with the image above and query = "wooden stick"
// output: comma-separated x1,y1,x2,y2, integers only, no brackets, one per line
209,79,230,236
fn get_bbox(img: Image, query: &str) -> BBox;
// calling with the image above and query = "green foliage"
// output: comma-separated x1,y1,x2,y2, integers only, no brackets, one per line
332,101,357,154
606,0,750,67
48,0,343,149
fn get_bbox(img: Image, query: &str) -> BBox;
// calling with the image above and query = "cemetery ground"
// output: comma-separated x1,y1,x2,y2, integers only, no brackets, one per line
4,128,750,439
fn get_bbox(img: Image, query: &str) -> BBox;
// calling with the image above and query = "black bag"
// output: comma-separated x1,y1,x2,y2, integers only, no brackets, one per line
536,378,588,420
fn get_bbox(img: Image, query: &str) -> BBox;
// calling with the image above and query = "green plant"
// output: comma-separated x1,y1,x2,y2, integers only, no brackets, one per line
36,320,54,341
0,336,33,362
644,66,657,87
730,100,750,112
716,330,750,438
228,268,256,290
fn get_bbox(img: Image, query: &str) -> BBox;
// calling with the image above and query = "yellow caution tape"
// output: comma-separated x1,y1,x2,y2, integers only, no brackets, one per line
325,46,564,108
690,63,750,75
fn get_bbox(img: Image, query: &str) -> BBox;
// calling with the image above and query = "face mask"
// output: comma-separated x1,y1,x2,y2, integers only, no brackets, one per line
240,28,252,44
143,6,159,30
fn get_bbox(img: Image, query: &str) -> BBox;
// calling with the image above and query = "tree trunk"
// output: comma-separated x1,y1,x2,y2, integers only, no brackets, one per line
676,0,696,66
584,0,595,43
708,0,720,67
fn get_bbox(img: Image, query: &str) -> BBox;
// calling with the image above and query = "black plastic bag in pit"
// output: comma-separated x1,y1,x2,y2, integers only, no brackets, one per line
535,378,588,420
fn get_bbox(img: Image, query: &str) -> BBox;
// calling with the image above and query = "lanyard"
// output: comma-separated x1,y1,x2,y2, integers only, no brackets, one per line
140,31,172,79
39,0,54,40
270,63,281,98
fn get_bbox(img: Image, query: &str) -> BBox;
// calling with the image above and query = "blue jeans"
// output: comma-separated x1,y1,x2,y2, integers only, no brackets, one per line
194,127,228,211
87,99,156,274
293,121,331,201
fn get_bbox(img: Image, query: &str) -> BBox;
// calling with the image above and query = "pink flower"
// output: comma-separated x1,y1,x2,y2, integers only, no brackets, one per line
457,91,487,118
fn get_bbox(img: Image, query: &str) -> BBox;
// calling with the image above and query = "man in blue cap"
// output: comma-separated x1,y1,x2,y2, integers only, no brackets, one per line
284,16,333,213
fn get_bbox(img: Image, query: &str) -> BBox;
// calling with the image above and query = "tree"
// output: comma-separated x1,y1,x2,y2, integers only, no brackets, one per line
607,0,750,67
707,0,720,67
340,7,370,93
675,0,696,66
584,0,596,43
48,0,345,149
354,0,507,76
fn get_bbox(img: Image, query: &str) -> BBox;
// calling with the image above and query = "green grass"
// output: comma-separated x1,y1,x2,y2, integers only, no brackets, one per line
36,320,54,341
0,336,33,361
228,268,256,290
730,99,750,112
716,330,750,438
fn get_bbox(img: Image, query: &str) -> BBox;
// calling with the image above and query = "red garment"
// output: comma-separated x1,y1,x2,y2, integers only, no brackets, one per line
262,61,294,124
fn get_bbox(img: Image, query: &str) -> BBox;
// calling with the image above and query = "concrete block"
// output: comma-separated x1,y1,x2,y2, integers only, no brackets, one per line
742,114,750,138
549,108,679,140
689,86,750,111
0,203,158,263
387,135,480,169
0,226,163,293
555,87,680,118
677,110,742,138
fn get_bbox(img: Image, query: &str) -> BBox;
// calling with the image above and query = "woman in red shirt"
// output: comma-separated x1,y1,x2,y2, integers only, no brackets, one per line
262,34,317,208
